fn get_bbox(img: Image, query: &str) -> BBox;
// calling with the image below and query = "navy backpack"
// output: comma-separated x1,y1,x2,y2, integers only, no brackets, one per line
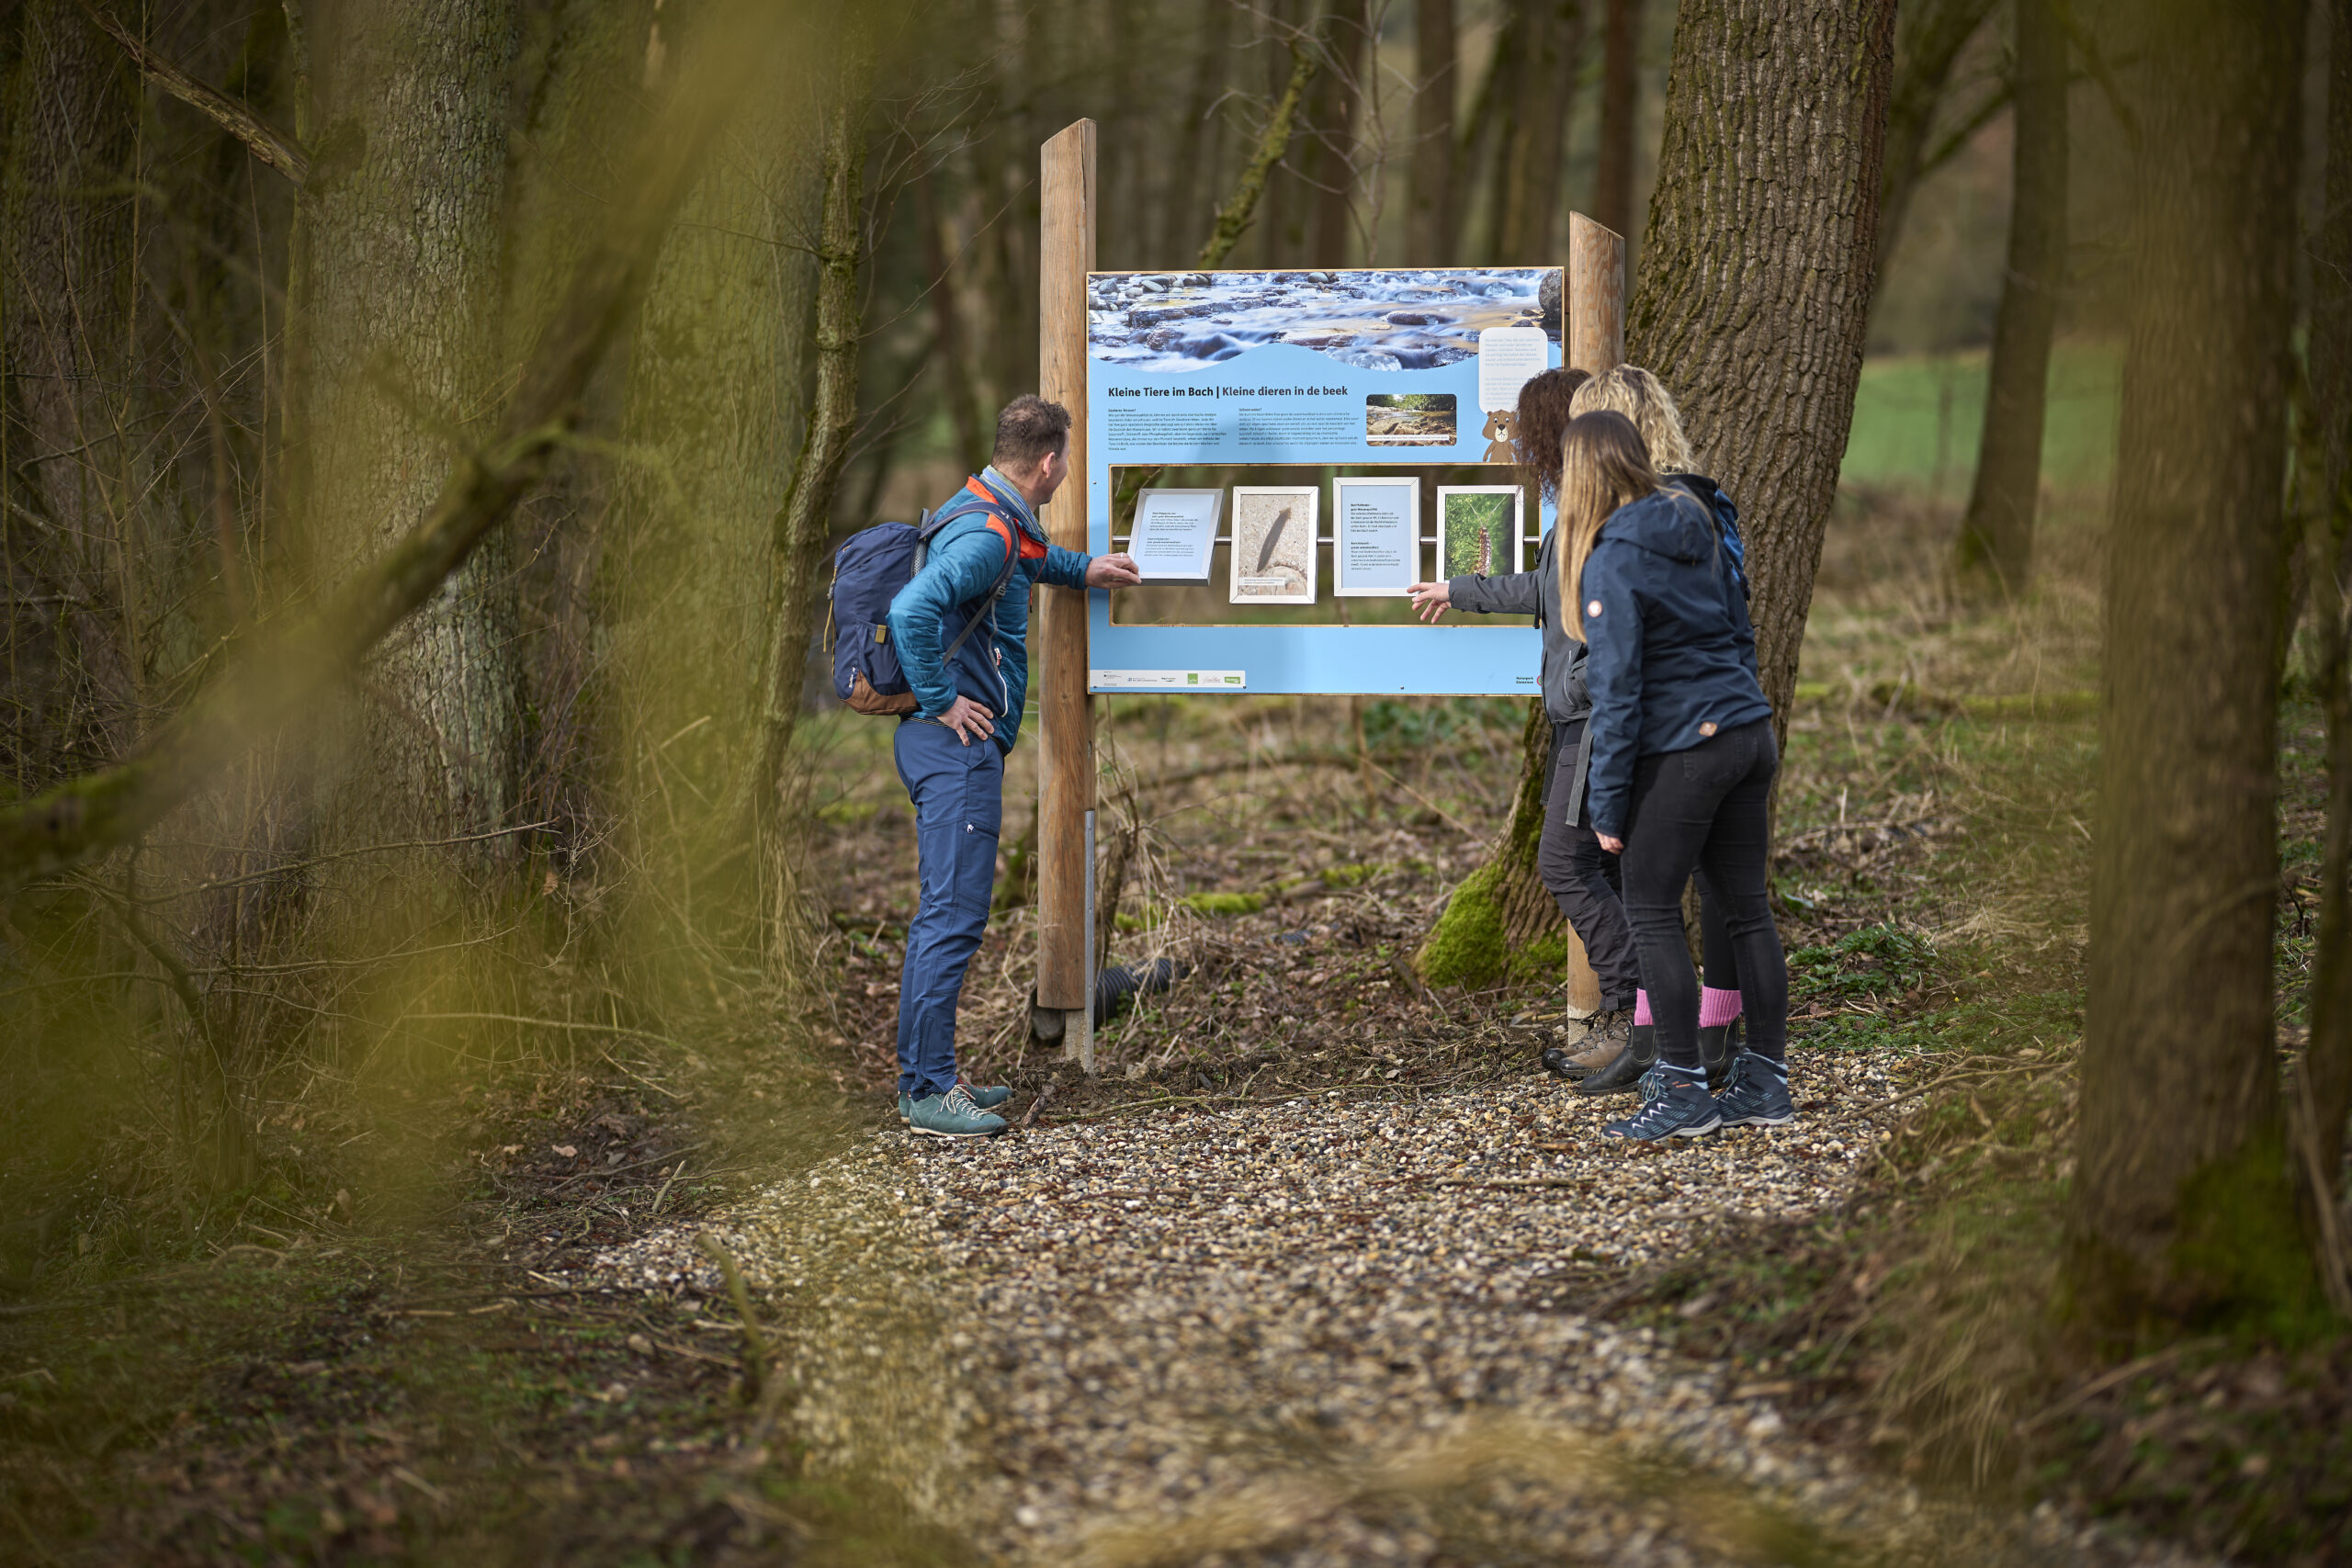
826,490,1017,716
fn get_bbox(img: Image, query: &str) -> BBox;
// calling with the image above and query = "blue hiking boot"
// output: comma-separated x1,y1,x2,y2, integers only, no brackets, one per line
1600,1064,1722,1143
1712,1050,1795,1129
908,1085,1008,1140
963,1084,1015,1111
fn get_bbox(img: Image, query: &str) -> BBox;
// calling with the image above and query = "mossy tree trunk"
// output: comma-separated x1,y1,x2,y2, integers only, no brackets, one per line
1627,0,1896,751
1420,0,1895,989
2069,0,2319,1337
2305,0,2352,1239
1951,0,2068,598
1415,700,1570,988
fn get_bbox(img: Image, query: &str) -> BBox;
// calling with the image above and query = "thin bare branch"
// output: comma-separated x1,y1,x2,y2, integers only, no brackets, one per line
75,0,314,186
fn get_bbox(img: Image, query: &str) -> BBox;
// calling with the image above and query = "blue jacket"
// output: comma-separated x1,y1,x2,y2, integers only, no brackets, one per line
1581,485,1772,838
887,468,1092,754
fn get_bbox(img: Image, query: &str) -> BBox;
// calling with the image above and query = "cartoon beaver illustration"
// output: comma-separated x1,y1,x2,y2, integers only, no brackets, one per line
1481,408,1517,466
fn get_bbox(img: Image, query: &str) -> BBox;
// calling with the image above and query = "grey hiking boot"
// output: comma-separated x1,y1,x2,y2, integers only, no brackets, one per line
1711,1049,1795,1129
1599,1064,1722,1143
909,1085,1008,1140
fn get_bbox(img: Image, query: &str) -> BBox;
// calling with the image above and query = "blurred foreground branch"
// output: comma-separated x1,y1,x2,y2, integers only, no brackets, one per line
75,0,313,185
0,2,791,897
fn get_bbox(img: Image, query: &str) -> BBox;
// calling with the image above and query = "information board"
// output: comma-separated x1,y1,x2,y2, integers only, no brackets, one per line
1084,265,1558,694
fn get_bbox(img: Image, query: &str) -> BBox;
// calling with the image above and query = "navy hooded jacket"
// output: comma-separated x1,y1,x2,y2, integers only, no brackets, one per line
887,468,1092,755
1579,484,1772,839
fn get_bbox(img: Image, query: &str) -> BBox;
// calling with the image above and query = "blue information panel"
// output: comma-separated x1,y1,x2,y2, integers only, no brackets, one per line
1084,266,1561,695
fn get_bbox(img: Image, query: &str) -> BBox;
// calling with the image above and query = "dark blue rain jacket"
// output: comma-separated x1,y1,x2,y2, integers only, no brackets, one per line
1580,485,1772,838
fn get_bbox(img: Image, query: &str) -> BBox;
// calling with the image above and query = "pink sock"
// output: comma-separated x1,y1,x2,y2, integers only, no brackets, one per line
1634,990,1653,1025
1700,987,1743,1028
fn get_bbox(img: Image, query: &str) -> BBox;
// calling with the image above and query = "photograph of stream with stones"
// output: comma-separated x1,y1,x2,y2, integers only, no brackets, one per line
8,0,2352,1563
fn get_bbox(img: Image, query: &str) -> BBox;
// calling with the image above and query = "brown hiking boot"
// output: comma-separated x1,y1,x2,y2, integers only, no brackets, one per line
1540,1010,1633,1080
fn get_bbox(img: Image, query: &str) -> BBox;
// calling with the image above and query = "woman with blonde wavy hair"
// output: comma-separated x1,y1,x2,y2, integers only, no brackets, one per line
1562,410,1791,1143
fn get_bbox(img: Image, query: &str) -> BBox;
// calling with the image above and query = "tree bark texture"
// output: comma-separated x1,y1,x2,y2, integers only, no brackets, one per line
1494,0,1586,265
2071,0,2312,1336
1308,0,1369,265
752,34,869,963
2307,0,2352,1224
1413,699,1573,987
1873,0,1999,291
1593,0,1640,240
1408,0,1455,265
296,0,521,864
1626,0,1897,749
2,0,141,791
1952,0,2068,597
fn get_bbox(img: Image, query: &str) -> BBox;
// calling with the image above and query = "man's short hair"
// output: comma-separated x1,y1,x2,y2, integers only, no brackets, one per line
992,396,1072,473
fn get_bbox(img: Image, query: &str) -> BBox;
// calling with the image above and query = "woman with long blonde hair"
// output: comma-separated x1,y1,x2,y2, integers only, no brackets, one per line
1565,412,1791,1143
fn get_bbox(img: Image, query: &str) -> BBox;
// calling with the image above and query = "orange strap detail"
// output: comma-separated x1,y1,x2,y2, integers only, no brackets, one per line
964,478,1048,561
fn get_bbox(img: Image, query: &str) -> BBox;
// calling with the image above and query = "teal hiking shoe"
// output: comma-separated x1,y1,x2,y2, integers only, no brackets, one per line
1712,1050,1795,1128
1599,1064,1722,1143
908,1085,1008,1140
898,1092,911,1122
963,1084,1014,1111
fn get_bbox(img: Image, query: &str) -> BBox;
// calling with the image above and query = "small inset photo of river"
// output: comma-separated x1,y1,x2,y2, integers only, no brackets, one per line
1088,266,1559,374
1367,392,1457,446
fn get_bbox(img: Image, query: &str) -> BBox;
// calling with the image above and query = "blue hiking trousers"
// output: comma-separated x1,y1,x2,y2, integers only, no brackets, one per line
892,717,1003,1097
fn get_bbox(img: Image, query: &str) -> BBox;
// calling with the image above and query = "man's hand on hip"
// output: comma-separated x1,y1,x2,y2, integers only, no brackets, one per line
1086,553,1142,589
938,697,996,746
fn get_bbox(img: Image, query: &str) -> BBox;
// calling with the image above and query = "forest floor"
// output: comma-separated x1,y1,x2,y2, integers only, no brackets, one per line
4,487,2349,1562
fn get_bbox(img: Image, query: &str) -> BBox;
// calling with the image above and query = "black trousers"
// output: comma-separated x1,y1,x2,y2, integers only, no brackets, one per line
1620,718,1787,1071
1538,721,1737,1010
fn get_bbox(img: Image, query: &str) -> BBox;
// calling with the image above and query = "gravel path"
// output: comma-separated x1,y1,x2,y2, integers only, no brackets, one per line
589,1050,2210,1566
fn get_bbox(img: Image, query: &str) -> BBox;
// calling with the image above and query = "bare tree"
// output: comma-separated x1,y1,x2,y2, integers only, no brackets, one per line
1408,0,1457,264
1952,0,2070,596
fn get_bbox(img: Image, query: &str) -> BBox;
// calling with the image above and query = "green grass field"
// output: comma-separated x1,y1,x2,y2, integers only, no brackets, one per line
1839,339,2121,496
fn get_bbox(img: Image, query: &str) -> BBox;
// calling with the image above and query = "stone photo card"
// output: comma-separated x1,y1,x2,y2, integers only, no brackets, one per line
1228,486,1319,605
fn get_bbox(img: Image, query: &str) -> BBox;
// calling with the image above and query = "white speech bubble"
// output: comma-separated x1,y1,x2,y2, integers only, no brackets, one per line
1477,326,1549,414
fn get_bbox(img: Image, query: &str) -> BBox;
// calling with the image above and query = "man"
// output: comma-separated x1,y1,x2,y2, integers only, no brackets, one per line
887,396,1140,1138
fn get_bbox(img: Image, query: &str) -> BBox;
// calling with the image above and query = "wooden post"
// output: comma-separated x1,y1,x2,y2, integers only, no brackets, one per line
1561,211,1627,1016
1037,120,1097,1069
1568,213,1626,374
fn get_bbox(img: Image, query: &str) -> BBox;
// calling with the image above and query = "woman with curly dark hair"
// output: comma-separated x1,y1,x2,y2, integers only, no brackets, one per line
1408,367,1646,1077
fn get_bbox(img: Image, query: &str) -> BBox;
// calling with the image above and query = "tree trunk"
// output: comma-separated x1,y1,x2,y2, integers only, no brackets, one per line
2070,0,2316,1337
1593,0,1641,240
1408,0,1455,265
753,32,871,969
1873,0,2000,292
1,0,141,792
1496,0,1586,264
2307,0,2352,1234
1309,0,1369,265
296,0,520,864
1415,699,1572,987
1627,0,1897,749
1952,0,2068,598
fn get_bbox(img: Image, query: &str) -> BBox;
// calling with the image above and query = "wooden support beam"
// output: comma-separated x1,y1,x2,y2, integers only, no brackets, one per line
1562,212,1628,1015
1037,120,1097,1068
